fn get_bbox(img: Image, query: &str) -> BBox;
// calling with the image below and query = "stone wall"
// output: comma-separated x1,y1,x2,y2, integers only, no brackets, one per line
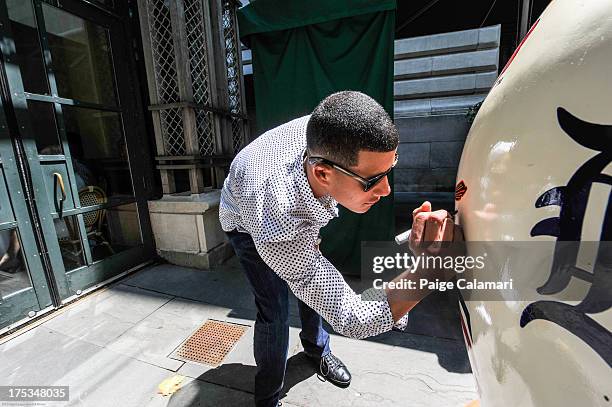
393,25,501,196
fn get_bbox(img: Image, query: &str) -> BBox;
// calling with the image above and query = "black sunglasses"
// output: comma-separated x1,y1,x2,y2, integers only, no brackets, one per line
307,152,398,192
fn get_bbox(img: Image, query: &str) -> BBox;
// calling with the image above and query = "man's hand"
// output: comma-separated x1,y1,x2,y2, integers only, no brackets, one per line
387,201,464,323
409,201,459,256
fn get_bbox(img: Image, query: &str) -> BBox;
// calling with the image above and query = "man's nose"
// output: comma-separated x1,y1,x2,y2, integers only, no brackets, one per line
372,175,391,197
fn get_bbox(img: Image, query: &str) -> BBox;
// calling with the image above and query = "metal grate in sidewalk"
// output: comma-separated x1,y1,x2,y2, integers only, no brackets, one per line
172,319,248,366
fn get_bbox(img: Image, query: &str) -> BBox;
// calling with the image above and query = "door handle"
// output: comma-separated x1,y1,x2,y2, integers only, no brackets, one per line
53,172,66,217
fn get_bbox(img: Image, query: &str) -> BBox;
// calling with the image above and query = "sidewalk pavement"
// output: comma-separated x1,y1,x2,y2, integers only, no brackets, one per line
0,256,477,407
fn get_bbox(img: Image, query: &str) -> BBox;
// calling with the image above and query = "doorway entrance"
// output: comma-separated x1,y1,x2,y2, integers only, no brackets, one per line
0,0,155,332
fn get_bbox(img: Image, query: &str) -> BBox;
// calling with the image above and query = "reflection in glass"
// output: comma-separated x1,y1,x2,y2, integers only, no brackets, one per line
61,106,133,202
42,3,118,106
25,101,62,154
87,202,142,262
7,0,50,95
90,0,115,8
0,229,32,299
55,216,87,272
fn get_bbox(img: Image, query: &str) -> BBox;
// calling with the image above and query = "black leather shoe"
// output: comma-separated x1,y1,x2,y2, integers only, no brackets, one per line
316,352,351,388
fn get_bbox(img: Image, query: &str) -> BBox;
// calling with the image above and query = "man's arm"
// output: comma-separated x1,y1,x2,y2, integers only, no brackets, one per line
254,227,406,340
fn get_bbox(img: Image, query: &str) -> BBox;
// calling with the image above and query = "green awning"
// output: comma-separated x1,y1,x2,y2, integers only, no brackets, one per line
238,0,396,42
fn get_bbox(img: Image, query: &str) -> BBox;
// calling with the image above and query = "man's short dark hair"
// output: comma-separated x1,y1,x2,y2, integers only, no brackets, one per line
306,91,399,167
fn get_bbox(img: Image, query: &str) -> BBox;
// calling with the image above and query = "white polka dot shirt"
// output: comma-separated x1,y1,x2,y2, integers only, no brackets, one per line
219,115,408,339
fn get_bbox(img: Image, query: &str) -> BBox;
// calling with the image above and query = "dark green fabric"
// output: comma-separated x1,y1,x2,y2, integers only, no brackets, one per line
238,0,395,41
239,4,396,274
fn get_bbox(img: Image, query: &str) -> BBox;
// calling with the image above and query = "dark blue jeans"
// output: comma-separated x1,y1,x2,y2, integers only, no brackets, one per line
226,230,330,407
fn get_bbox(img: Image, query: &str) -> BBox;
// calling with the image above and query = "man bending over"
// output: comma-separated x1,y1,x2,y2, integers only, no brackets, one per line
220,91,455,407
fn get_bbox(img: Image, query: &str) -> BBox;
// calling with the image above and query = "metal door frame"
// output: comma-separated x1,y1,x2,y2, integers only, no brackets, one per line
0,0,156,331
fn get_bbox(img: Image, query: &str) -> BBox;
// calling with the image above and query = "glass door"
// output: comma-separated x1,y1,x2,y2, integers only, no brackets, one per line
0,0,155,331
0,104,55,329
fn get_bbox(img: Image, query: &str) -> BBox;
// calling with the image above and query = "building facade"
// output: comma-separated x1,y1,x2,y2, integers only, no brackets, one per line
0,0,244,333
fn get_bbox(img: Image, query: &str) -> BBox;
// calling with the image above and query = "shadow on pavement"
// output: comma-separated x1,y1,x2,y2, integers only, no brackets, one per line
166,353,317,406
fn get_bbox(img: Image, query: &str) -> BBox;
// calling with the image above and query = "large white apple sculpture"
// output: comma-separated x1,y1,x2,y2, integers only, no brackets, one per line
456,0,612,405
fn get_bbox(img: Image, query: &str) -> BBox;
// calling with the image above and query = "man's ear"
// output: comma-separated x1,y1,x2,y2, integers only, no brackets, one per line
312,164,332,187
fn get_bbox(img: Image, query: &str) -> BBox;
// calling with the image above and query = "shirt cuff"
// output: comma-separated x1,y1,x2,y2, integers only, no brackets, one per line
362,287,410,333
392,312,410,331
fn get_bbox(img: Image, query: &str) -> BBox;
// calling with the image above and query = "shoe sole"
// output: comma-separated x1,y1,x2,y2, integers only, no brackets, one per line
316,373,351,389
328,379,351,389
